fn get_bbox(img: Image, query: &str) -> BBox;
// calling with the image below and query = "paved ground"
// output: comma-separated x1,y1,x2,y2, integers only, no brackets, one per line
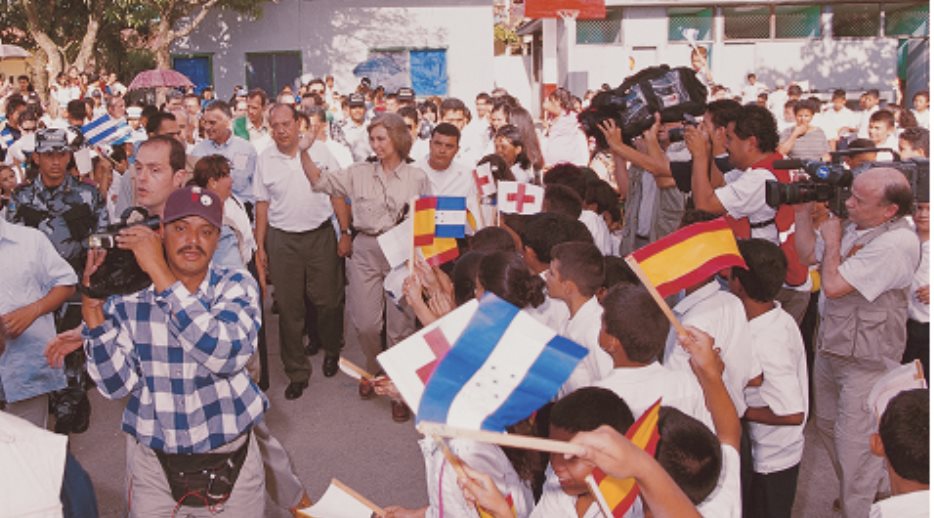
71,303,843,517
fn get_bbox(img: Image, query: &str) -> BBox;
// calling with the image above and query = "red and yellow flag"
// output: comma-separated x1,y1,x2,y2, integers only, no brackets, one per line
586,399,663,518
628,218,747,297
414,197,438,246
420,237,459,267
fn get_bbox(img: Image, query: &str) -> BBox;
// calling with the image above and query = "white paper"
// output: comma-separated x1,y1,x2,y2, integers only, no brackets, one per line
376,219,412,269
74,147,93,175
383,264,408,305
868,360,927,423
298,480,375,518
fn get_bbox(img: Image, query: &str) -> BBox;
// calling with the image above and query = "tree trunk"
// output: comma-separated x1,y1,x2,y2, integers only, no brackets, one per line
20,0,62,85
73,11,101,72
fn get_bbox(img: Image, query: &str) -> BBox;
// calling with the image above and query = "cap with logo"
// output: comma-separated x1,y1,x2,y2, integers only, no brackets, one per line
35,129,73,154
396,87,415,101
163,186,223,229
348,93,366,107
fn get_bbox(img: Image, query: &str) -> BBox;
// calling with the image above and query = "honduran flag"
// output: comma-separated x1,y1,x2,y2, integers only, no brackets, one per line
413,196,468,246
473,162,497,198
497,181,544,215
586,399,663,518
81,113,132,147
628,217,747,298
417,294,588,431
0,125,14,149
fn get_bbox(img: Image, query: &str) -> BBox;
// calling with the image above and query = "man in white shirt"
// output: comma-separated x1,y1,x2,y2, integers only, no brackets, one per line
740,73,768,105
254,104,350,400
415,123,474,198
341,93,372,162
817,89,858,149
191,101,258,219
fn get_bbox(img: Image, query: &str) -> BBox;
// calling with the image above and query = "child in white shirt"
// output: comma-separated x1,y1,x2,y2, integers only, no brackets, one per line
869,389,929,518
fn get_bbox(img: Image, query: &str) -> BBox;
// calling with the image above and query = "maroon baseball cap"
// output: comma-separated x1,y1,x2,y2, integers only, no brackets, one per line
163,186,223,229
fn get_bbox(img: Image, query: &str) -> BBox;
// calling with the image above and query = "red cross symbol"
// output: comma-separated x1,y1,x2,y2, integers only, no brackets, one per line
507,183,535,212
415,328,452,384
474,170,491,191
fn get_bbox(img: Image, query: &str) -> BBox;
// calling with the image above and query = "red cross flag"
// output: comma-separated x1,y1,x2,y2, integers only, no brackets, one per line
377,300,479,410
497,181,544,215
473,163,497,198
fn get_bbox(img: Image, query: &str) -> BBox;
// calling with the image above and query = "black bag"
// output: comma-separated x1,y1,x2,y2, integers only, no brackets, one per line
154,433,251,508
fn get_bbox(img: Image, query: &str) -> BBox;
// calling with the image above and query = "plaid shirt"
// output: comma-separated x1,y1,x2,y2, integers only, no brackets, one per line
83,266,268,454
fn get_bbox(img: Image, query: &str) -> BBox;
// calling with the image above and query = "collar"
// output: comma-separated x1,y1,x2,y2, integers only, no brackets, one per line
209,132,233,148
375,161,406,179
34,174,77,195
748,301,783,329
607,361,665,382
673,280,721,315
269,145,301,161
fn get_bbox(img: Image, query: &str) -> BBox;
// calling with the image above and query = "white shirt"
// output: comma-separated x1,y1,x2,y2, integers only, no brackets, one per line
857,105,880,138
544,113,590,167
343,120,372,162
664,281,761,417
594,362,712,429
526,271,571,332
744,304,808,474
528,466,608,518
696,444,741,518
579,210,614,256
410,138,430,163
717,168,779,244
254,141,338,232
559,297,613,397
324,139,353,169
740,82,768,105
816,106,858,140
909,241,929,322
874,133,899,161
191,134,258,204
870,490,930,518
416,157,475,198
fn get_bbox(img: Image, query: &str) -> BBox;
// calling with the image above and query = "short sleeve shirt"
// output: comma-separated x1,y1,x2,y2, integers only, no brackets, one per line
716,168,778,243
254,142,338,231
191,134,257,204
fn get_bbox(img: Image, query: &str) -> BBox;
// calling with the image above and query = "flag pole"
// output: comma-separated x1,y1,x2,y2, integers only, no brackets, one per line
418,422,587,456
623,255,687,336
585,474,619,518
432,435,469,479
338,357,374,381
330,478,385,517
409,196,418,275
476,192,487,229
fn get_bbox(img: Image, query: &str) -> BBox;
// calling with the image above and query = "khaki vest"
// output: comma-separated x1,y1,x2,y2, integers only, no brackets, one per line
618,165,686,256
818,218,914,367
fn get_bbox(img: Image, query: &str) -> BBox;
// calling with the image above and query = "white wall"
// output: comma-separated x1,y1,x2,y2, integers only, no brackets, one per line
492,55,534,109
173,0,494,102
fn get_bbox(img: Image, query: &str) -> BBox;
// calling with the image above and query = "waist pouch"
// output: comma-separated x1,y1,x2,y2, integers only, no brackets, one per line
154,432,250,508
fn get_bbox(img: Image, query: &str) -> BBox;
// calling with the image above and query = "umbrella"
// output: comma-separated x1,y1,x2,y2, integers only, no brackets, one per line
352,55,405,78
0,43,29,59
128,68,194,90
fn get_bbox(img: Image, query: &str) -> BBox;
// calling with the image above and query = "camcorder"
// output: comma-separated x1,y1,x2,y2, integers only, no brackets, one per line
84,207,161,299
765,149,929,218
578,64,708,149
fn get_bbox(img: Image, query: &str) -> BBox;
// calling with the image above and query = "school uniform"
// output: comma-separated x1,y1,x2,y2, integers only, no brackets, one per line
559,297,613,398
530,466,641,518
869,490,930,518
594,362,713,429
579,209,615,256
526,271,571,332
697,444,742,518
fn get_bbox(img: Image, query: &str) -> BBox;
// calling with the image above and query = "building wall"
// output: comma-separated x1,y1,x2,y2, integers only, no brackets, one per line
172,0,494,102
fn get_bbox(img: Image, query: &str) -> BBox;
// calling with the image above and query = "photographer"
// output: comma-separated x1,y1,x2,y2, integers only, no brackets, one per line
794,167,919,518
597,114,688,255
81,186,268,515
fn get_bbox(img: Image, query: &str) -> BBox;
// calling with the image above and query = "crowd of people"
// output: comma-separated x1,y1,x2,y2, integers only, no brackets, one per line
0,57,929,518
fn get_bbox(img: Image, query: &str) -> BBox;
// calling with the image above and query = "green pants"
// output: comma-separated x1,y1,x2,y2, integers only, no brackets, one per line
267,225,344,383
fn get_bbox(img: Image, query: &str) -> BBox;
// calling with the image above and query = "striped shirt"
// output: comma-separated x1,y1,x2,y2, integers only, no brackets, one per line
83,266,267,454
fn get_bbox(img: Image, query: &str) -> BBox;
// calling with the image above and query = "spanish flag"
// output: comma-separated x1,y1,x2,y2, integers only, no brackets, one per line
586,399,663,518
628,218,747,297
414,197,439,246
420,237,459,267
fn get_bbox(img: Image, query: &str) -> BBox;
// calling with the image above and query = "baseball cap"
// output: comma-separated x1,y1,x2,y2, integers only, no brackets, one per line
163,186,223,229
348,93,366,107
127,106,142,119
397,87,415,101
35,128,73,153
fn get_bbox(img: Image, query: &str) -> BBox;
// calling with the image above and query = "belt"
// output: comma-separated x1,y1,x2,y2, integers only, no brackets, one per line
272,219,332,235
749,218,776,229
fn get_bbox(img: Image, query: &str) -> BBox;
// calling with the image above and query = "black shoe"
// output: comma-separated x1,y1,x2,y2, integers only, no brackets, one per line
284,381,308,400
304,342,320,356
323,355,339,377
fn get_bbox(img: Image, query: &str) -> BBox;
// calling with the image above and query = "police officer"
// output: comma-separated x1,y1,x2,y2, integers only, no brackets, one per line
7,128,109,434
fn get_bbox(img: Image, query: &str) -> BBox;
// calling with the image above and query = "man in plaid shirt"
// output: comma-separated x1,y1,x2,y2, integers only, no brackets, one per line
81,186,268,516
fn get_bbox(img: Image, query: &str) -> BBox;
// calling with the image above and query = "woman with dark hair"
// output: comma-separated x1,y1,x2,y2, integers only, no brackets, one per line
494,124,535,183
542,87,589,167
509,106,545,173
476,251,546,309
190,154,256,269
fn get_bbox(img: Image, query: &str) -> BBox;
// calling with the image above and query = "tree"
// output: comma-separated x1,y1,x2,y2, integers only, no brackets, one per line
113,0,267,70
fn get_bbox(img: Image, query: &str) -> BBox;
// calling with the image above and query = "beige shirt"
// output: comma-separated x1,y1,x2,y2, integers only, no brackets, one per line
311,161,429,235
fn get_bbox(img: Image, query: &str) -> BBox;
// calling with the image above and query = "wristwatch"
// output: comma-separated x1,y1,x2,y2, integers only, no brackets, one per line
340,228,353,236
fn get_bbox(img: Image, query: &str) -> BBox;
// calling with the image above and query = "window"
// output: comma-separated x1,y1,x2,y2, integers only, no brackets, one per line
172,54,213,94
245,52,302,97
775,5,822,39
357,48,448,96
577,7,623,45
832,3,881,37
410,49,448,96
724,6,771,40
668,7,713,42
885,2,929,37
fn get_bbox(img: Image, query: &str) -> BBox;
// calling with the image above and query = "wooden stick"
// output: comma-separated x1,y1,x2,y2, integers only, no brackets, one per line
418,422,587,457
433,435,469,479
475,193,487,229
623,255,686,336
338,357,374,381
409,196,418,275
331,478,385,516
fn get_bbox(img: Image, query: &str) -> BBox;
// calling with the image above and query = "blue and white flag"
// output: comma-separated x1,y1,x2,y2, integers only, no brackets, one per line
434,196,467,239
417,294,588,431
0,125,14,149
81,113,132,147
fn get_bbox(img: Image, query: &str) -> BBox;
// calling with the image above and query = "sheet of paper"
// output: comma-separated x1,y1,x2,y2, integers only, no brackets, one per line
74,147,93,175
377,219,412,269
298,480,375,518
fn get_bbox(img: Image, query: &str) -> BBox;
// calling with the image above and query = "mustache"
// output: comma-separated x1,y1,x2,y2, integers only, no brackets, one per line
177,245,206,256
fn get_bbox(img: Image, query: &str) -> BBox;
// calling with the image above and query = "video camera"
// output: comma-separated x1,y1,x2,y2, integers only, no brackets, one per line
765,149,929,218
84,207,161,299
578,65,708,149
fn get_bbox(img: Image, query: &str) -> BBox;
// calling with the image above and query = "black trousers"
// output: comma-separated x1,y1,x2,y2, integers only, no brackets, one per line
748,464,800,518
902,318,929,382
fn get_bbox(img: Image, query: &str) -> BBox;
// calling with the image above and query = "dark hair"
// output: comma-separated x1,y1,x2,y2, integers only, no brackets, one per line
602,284,669,362
452,251,486,305
585,179,621,223
5,97,26,119
478,251,546,308
832,89,847,101
205,100,233,119
66,99,87,121
548,87,575,113
192,154,231,188
247,88,268,105
898,109,919,130
439,97,469,119
914,90,930,101
786,84,803,97
602,256,639,289
397,105,419,123
656,407,722,504
495,124,530,169
431,122,461,143
145,111,176,135
869,109,895,129
477,154,515,182
732,239,786,302
543,184,583,219
519,212,591,264
509,106,544,170
865,89,881,100
476,92,492,103
543,163,587,198
900,127,929,156
879,389,929,484
732,105,779,153
140,135,187,172
793,99,818,115
550,387,634,435
470,227,516,254
705,99,742,129
110,145,128,164
551,242,604,297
